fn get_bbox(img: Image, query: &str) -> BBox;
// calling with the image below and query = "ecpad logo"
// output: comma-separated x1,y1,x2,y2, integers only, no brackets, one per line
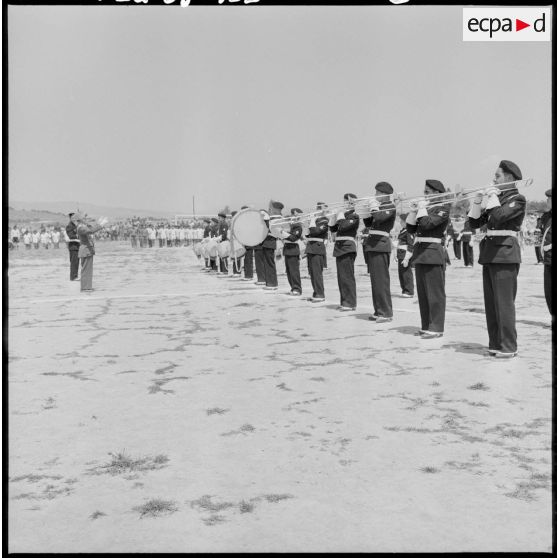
463,8,551,42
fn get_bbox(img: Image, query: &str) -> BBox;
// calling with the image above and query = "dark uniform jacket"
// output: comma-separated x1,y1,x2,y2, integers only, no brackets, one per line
203,225,211,238
468,188,526,265
262,215,281,249
330,210,359,257
217,222,228,242
362,201,396,253
305,216,328,256
66,221,80,251
540,210,552,266
283,223,303,257
407,204,451,265
446,221,457,240
396,226,415,262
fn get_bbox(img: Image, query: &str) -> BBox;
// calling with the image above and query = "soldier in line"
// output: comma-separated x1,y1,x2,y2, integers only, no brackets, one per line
261,201,284,290
362,182,397,323
66,213,80,280
279,208,304,296
305,202,329,302
396,213,415,298
239,206,256,282
540,189,552,316
468,160,526,358
461,218,475,268
329,193,359,311
406,180,451,339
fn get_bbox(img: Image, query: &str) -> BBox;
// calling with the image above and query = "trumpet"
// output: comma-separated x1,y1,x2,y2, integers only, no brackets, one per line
397,178,533,211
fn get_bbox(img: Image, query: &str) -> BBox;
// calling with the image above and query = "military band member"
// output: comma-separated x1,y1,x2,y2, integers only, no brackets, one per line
261,201,284,290
316,202,329,270
215,212,230,274
236,206,255,281
447,219,462,260
468,160,526,358
305,204,329,302
253,212,266,285
540,189,552,316
397,213,414,298
534,217,544,264
461,218,474,268
362,182,396,323
66,212,80,281
280,208,304,295
406,180,451,339
329,193,359,311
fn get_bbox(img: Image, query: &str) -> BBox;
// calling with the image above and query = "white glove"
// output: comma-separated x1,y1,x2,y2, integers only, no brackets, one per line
309,218,316,228
328,213,338,227
473,191,484,204
280,230,290,240
336,211,346,221
485,187,500,197
409,200,419,212
402,253,411,268
485,187,501,210
97,216,109,227
369,199,380,212
417,199,427,210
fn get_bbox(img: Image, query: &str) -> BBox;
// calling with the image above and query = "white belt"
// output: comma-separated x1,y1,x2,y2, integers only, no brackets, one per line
543,244,552,252
485,230,518,237
415,237,442,244
306,237,325,243
397,244,408,250
335,236,357,244
367,230,390,237
68,239,80,243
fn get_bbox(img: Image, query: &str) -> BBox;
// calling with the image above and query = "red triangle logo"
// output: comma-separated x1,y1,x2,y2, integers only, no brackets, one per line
516,19,530,31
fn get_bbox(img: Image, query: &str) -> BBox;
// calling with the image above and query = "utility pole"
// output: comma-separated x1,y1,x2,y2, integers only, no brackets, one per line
193,196,196,218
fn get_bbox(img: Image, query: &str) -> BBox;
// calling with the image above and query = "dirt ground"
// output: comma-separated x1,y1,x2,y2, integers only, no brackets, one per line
7,241,553,553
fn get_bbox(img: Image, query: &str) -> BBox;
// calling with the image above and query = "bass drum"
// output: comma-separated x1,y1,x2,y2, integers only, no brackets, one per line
193,241,203,257
231,208,268,247
206,238,219,258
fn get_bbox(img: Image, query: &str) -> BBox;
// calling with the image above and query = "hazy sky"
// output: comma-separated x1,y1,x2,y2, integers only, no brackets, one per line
8,5,552,214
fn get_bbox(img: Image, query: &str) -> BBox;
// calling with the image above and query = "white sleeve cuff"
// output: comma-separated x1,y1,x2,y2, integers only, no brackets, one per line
468,203,482,219
416,207,428,219
485,195,501,210
406,213,417,226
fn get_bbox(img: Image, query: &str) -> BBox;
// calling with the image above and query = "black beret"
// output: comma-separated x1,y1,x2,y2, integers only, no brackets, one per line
499,160,522,180
425,179,445,193
344,193,357,200
231,211,238,217
375,182,394,195
240,205,249,210
218,212,227,218
545,189,552,198
270,201,284,210
291,208,303,215
68,212,75,218
211,217,218,223
203,218,210,223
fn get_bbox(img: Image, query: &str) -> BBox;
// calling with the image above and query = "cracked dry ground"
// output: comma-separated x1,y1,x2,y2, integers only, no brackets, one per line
8,242,553,552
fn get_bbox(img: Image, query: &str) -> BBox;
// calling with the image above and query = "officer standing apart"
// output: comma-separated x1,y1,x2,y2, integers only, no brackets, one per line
468,160,526,358
305,204,329,302
280,208,304,296
261,201,284,291
75,212,109,292
397,213,415,298
362,182,397,323
66,212,80,281
540,189,552,316
329,193,360,311
406,180,450,339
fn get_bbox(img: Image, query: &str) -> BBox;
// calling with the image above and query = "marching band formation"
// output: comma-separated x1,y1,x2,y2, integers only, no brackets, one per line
193,160,553,359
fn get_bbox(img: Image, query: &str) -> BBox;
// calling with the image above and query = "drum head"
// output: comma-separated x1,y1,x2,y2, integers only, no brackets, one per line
207,238,219,258
231,209,268,247
218,240,231,258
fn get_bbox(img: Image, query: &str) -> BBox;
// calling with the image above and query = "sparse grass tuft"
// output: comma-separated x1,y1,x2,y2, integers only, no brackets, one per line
91,451,169,476
239,500,255,514
90,511,106,520
468,382,489,391
206,408,229,416
190,495,235,513
203,514,226,526
134,499,178,518
263,493,293,503
420,466,440,474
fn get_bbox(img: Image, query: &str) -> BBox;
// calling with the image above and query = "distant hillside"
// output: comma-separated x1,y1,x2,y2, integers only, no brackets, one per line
9,200,178,220
8,207,68,226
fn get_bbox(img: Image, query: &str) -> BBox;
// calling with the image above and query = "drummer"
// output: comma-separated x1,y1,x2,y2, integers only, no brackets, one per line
229,210,243,277
217,212,229,274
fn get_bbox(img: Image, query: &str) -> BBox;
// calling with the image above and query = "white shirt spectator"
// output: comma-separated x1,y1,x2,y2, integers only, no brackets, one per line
32,232,40,244
23,232,32,245
52,230,61,244
157,227,166,240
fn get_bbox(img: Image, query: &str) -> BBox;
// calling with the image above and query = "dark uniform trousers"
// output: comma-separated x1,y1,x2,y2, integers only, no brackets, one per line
535,245,543,263
69,248,79,280
397,249,414,296
244,248,254,279
544,264,552,314
336,253,357,308
415,264,446,333
366,252,392,317
219,257,229,274
307,254,325,298
254,249,265,282
285,255,301,293
262,248,278,287
462,241,474,267
453,239,462,259
483,264,519,353
210,257,218,271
